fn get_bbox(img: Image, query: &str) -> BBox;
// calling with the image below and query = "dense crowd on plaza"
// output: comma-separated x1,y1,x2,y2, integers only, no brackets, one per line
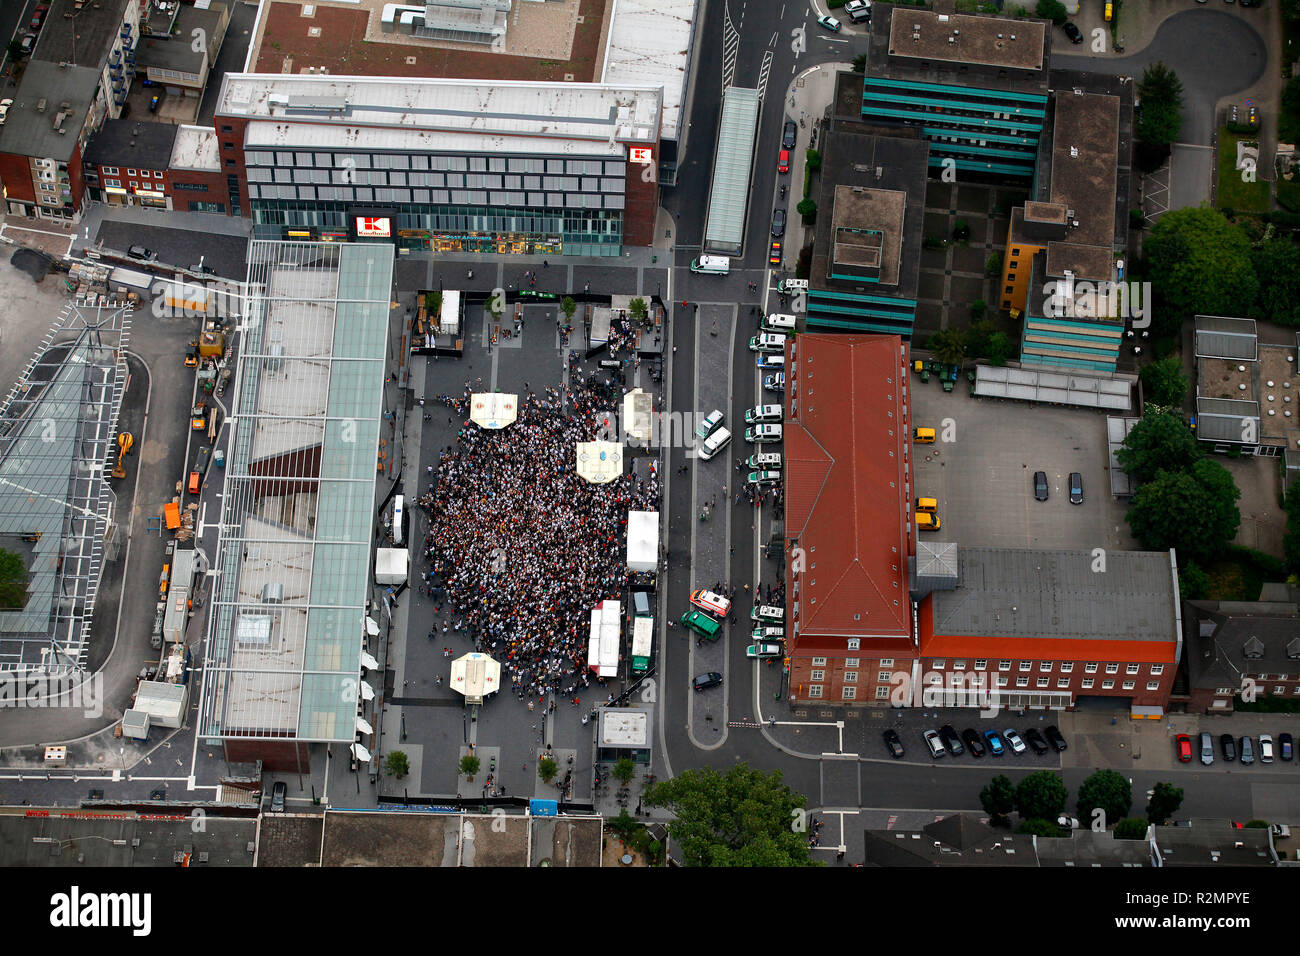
419,380,661,701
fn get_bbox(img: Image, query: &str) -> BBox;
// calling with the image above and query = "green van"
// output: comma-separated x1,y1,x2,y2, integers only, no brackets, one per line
681,610,722,641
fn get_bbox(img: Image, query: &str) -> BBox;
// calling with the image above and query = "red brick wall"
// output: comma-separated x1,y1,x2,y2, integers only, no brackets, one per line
67,147,86,214
918,657,1174,710
166,166,231,211
0,152,34,204
216,116,250,216
789,655,913,706
225,738,312,774
622,147,659,247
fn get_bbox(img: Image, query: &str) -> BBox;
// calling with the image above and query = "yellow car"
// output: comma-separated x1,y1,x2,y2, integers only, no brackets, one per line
1104,1,1112,20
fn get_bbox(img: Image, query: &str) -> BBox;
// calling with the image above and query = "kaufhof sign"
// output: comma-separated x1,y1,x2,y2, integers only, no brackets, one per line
355,215,392,238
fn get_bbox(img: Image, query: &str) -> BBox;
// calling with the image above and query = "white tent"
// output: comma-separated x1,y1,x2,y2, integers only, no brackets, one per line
470,392,518,429
575,440,623,484
451,652,501,704
622,388,653,443
375,547,409,585
586,600,621,677
626,510,659,571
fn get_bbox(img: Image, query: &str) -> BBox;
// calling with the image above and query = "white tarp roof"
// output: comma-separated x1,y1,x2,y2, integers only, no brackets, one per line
587,600,621,677
622,389,654,442
600,0,695,141
470,392,519,430
576,441,623,484
626,510,659,571
451,652,501,701
974,365,1133,410
375,547,409,585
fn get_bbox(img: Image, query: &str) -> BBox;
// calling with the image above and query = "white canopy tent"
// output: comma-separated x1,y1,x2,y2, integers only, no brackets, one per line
575,441,624,484
626,510,659,572
470,392,519,429
587,599,621,677
451,652,501,704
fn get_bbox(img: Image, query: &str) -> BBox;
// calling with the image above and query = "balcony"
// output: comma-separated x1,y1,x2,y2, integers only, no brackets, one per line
120,22,133,40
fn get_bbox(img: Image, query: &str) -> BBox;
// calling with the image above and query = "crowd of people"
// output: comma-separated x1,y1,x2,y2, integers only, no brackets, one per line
419,379,661,702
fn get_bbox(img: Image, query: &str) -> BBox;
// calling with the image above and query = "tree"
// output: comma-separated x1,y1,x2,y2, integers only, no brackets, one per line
384,751,409,778
966,318,995,358
459,754,480,777
1250,238,1300,327
1034,0,1068,24
986,332,1012,366
1115,406,1201,486
0,548,29,610
1014,771,1068,821
1114,818,1151,840
1139,356,1189,409
952,219,971,243
926,328,966,366
628,297,648,322
644,763,818,867
797,198,817,219
613,757,636,786
852,53,867,73
1144,207,1258,336
1126,459,1242,563
606,808,639,842
979,775,1016,824
6,39,24,62
1136,62,1185,149
424,290,443,314
561,295,577,323
969,299,987,322
538,756,558,783
1145,782,1184,825
985,251,1003,277
1179,559,1210,600
1076,770,1132,828
805,149,822,173
1017,817,1066,837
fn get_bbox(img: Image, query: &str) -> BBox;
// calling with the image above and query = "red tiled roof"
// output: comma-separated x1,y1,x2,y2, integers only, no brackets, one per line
785,335,912,644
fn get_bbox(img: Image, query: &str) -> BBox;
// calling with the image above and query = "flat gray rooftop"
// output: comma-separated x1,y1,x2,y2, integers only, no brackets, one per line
887,9,1046,71
831,185,905,286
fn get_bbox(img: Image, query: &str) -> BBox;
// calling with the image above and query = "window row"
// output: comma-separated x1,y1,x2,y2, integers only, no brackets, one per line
246,184,624,209
933,660,1164,677
246,166,625,194
244,151,623,178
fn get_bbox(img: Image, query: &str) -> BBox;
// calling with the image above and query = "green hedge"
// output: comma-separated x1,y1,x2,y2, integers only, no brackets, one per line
1224,544,1287,579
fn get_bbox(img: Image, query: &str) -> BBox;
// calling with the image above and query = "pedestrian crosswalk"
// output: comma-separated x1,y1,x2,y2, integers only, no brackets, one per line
722,3,740,92
756,50,774,102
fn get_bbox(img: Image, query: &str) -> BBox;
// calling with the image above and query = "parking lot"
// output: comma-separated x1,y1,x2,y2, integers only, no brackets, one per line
910,383,1136,552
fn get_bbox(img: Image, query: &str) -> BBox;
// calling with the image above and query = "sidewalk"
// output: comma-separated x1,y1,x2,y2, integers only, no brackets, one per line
783,62,849,271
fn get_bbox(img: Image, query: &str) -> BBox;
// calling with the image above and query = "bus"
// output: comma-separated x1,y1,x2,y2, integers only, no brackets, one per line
630,616,653,674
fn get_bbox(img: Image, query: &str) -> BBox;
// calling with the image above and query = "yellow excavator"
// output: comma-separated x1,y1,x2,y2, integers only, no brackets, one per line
113,432,134,479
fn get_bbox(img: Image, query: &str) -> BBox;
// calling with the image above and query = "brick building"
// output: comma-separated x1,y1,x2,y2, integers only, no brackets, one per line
1182,598,1300,713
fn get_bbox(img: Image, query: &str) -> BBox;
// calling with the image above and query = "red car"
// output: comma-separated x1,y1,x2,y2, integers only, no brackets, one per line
30,4,48,30
1175,734,1193,763
778,149,789,174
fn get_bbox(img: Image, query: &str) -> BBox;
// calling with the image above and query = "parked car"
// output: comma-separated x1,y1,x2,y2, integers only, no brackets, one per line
769,241,782,265
749,332,786,353
1175,733,1193,763
127,245,156,261
1033,470,1049,501
1002,728,1027,754
938,724,964,756
1025,727,1050,755
0,99,11,126
883,728,905,759
845,0,872,21
30,5,49,30
694,409,724,440
782,119,797,149
771,208,786,238
746,470,782,489
745,424,783,443
1259,733,1274,763
18,34,36,55
816,15,842,32
961,728,986,757
778,149,790,174
1062,21,1083,43
1045,725,1068,752
1281,732,1294,761
689,588,731,617
744,404,783,424
1220,733,1236,762
1239,735,1254,765
1068,472,1083,505
270,781,287,812
983,729,1005,756
1199,732,1214,766
745,642,782,658
923,729,945,759
692,671,723,691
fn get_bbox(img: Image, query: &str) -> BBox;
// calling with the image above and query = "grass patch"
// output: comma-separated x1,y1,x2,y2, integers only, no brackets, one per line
1216,127,1271,214
1204,555,1264,601
1278,177,1300,213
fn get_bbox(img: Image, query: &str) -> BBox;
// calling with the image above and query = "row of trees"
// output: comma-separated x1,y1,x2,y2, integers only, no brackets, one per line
980,769,1184,835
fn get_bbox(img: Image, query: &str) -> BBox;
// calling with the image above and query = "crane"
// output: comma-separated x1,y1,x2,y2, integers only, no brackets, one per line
112,432,134,479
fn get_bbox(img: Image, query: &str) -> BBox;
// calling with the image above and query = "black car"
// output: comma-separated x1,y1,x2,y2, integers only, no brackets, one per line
1220,733,1236,761
1025,727,1050,755
771,208,786,238
127,244,156,261
1068,472,1083,505
938,723,964,756
960,728,986,757
692,671,723,691
270,781,287,812
782,119,797,149
1281,732,1294,761
1062,21,1083,43
1045,725,1068,752
882,728,905,759
1034,471,1049,501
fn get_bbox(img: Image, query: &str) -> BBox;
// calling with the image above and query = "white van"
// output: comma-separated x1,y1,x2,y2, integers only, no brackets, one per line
777,278,808,294
392,495,404,545
762,313,797,333
749,332,787,353
756,353,786,371
690,255,731,275
697,426,732,460
746,452,782,469
745,423,783,443
744,404,783,424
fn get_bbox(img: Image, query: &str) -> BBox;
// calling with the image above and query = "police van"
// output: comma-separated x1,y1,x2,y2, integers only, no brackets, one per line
689,255,731,275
